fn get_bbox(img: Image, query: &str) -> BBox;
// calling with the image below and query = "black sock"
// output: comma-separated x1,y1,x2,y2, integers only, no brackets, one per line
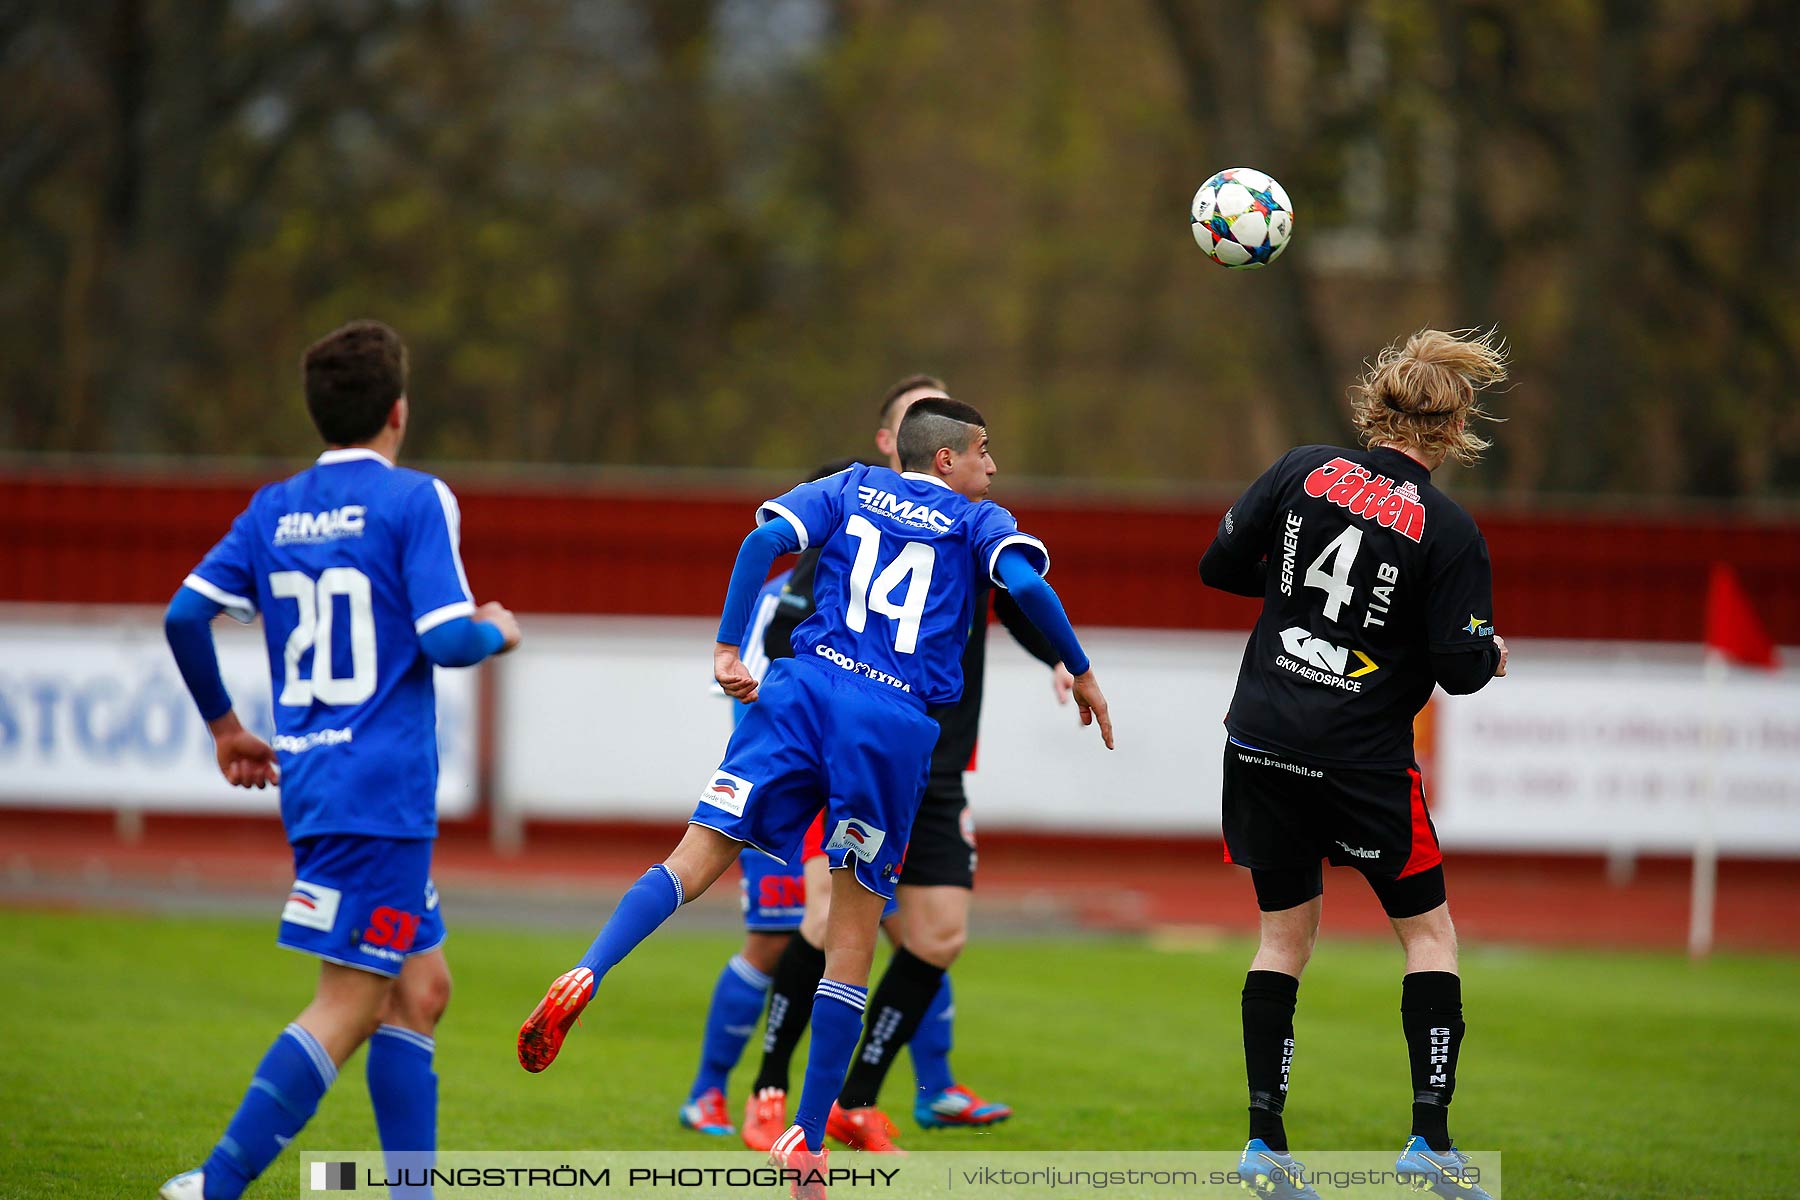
836,948,948,1111
1242,970,1300,1153
1402,971,1464,1153
751,934,827,1094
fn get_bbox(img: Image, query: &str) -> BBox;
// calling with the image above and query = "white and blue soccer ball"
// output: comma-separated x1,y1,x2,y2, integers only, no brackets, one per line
1190,167,1294,268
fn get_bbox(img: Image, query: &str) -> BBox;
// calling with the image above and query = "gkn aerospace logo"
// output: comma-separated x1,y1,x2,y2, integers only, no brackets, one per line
1303,457,1426,543
858,486,952,532
1277,627,1378,693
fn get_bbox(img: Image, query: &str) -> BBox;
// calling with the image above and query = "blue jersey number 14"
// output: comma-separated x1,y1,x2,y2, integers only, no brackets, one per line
843,514,936,655
269,568,378,706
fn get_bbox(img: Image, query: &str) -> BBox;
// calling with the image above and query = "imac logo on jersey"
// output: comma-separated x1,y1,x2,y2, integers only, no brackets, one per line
826,818,887,864
274,505,367,545
700,770,752,817
281,880,341,932
857,486,953,533
1301,457,1426,543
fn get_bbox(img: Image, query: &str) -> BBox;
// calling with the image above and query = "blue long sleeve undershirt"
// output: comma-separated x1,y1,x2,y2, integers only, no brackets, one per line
165,587,234,722
994,547,1089,676
717,521,802,644
420,616,508,666
714,525,1088,676
164,586,507,723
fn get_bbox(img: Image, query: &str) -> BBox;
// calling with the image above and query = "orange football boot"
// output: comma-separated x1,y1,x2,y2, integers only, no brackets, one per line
826,1102,906,1153
770,1123,831,1200
517,967,594,1072
742,1087,789,1151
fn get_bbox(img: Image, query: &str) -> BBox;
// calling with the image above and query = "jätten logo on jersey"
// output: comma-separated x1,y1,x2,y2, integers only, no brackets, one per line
274,505,367,545
1302,458,1426,543
857,486,952,533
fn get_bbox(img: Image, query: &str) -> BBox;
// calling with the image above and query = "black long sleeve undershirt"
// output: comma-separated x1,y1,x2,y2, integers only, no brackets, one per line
1198,536,1268,598
1431,646,1500,695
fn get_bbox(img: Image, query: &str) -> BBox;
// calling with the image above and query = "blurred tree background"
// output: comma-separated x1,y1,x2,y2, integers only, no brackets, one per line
2,0,1796,497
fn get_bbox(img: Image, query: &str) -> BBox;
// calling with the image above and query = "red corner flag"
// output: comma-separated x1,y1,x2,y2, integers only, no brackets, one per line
1704,562,1778,669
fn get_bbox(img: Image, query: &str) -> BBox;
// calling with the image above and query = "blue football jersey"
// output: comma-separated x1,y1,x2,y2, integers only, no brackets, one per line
182,448,477,841
757,464,1046,707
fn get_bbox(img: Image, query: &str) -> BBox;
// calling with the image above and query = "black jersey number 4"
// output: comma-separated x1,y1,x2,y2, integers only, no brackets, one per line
1202,444,1498,770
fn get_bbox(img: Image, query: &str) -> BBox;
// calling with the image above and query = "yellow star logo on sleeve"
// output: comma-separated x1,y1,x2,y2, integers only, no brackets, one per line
1463,615,1488,635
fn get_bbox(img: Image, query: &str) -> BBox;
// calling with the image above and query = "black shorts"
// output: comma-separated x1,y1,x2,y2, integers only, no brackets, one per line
895,771,976,890
1221,738,1445,915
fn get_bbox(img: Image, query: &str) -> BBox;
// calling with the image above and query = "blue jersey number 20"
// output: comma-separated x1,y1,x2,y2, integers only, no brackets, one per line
269,568,378,706
843,514,936,654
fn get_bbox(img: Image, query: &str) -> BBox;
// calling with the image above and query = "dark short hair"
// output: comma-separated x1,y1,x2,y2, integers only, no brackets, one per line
877,373,948,425
897,398,986,472
303,320,408,446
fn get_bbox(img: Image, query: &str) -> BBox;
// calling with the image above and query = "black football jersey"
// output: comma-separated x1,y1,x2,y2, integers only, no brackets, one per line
1202,444,1499,768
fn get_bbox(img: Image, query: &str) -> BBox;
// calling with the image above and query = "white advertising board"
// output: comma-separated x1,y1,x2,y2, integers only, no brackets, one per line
492,618,739,822
0,608,476,816
496,619,1800,853
1431,646,1800,854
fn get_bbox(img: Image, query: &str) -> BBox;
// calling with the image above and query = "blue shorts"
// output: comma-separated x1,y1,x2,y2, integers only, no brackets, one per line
278,835,445,978
740,848,806,931
694,658,938,901
738,845,899,929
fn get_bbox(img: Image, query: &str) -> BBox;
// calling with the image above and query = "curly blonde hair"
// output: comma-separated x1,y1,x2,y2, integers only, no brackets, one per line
1349,328,1508,466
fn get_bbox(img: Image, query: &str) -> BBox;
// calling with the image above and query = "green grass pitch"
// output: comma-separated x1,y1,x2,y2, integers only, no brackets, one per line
2,909,1796,1199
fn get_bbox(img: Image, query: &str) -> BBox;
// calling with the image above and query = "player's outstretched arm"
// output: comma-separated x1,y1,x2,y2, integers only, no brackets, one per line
993,545,1113,748
993,588,1076,703
1070,669,1115,750
713,522,802,701
165,586,280,788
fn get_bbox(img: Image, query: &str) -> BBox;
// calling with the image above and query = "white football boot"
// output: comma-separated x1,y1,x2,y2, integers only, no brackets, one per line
158,1169,205,1200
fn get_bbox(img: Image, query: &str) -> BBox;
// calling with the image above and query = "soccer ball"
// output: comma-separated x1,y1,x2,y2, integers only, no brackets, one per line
1190,167,1294,268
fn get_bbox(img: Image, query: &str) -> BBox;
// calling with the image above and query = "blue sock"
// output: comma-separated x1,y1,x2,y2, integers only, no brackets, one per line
201,1023,336,1200
690,954,772,1102
367,1025,437,1200
910,974,956,1097
795,980,868,1152
576,865,684,983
